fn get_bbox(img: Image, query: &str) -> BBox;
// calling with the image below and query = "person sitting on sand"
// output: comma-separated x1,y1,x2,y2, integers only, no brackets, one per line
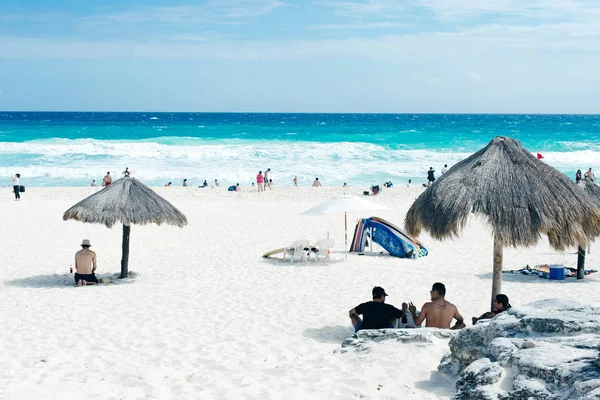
472,294,511,325
312,177,322,187
74,239,98,286
349,287,406,332
102,172,112,187
408,282,465,330
183,179,188,187
165,182,172,187
91,180,97,187
201,180,208,188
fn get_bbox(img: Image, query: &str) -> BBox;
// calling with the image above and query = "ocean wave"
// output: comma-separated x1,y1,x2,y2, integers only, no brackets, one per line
0,138,597,187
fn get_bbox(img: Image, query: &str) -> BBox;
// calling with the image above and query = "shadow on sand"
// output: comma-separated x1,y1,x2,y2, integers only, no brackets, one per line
4,272,136,289
414,371,456,398
303,325,354,343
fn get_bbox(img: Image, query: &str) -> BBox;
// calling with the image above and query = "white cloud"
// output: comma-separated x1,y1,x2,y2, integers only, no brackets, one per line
308,22,410,30
85,0,285,24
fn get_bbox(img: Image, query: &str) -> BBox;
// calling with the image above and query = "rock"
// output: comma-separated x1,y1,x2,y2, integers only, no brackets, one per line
438,299,600,399
454,358,504,400
338,328,458,353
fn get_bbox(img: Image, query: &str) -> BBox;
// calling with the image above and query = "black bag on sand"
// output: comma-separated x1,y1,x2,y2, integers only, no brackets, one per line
19,185,25,193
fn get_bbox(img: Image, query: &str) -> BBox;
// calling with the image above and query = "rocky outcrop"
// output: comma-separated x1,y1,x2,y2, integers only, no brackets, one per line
440,300,600,399
338,328,457,353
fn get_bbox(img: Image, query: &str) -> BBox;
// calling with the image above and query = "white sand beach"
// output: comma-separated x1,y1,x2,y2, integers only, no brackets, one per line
2,186,600,400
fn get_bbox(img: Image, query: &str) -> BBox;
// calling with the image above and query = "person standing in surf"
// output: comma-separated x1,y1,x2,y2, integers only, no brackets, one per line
102,172,112,187
576,170,582,183
293,176,298,187
11,174,21,201
264,168,271,190
256,171,264,192
427,167,436,186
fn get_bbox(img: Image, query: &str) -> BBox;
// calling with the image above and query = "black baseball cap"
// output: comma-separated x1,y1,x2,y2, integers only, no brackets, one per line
372,286,388,298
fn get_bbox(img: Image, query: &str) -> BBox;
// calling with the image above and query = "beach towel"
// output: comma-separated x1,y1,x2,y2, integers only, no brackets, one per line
503,264,598,279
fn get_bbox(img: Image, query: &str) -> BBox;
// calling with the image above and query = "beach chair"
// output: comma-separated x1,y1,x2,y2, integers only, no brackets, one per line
309,238,335,262
283,239,310,263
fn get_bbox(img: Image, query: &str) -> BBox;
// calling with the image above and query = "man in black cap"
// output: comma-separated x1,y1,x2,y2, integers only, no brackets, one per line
349,286,406,332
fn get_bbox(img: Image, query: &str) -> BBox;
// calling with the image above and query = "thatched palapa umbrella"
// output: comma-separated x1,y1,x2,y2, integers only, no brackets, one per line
576,178,600,279
63,176,187,278
405,136,600,310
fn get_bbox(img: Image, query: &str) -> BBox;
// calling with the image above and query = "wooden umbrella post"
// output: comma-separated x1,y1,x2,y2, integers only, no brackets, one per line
120,224,131,278
491,236,503,311
577,245,586,280
344,211,348,260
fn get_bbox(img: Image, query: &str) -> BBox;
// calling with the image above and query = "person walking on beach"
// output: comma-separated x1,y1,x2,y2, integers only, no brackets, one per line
293,176,298,187
102,172,112,187
576,170,582,183
74,239,98,286
408,282,465,330
91,180,97,187
256,171,264,192
441,164,448,175
349,287,406,332
585,168,595,182
407,179,412,188
427,167,436,186
183,179,188,187
312,177,322,187
11,174,21,201
264,168,271,190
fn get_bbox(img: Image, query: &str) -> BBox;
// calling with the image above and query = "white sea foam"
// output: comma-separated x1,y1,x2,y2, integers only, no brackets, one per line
0,138,596,186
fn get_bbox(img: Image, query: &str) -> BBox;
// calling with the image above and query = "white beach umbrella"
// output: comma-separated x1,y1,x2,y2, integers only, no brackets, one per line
301,195,391,258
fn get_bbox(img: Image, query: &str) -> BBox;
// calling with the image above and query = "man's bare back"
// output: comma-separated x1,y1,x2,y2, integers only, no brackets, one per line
75,248,96,275
419,299,461,329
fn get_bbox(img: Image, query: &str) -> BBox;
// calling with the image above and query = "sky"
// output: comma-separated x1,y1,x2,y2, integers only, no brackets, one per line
1,0,600,113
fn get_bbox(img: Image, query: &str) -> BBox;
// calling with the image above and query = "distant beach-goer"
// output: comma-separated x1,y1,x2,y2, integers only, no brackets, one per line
91,180,97,187
215,179,220,187
264,168,271,189
408,282,465,330
183,179,188,187
268,179,274,188
349,286,406,332
256,171,264,192
235,183,241,192
103,172,112,187
165,182,172,187
123,167,130,177
441,164,448,175
576,170,582,183
201,180,208,188
293,175,298,187
74,239,98,286
312,177,322,187
407,179,412,188
427,167,436,185
585,168,595,182
343,183,347,187
12,174,21,201
472,294,511,325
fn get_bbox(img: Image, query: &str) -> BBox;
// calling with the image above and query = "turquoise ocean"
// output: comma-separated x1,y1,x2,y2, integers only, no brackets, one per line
1,112,599,187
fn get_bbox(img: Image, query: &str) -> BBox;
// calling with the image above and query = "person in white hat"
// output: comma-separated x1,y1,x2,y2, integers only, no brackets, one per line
74,239,98,286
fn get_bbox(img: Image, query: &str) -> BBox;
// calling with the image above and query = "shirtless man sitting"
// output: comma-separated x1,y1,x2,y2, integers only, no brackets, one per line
74,239,98,286
408,282,465,330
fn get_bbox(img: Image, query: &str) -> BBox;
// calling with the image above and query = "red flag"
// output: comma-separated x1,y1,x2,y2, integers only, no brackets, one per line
537,153,544,160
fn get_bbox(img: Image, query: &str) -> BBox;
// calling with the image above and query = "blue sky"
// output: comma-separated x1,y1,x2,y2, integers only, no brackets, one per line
1,0,600,112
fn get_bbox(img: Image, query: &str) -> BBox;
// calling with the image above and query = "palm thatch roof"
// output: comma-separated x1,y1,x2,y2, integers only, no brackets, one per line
579,178,600,209
63,176,187,228
405,136,600,250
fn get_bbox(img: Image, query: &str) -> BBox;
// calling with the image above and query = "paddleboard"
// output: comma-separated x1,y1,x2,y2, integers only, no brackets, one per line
263,248,285,258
